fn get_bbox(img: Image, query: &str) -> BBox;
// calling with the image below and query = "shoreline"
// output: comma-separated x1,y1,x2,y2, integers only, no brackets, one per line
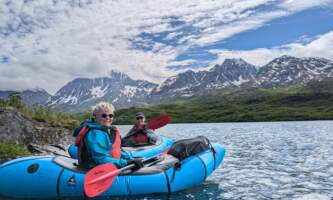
114,118,333,125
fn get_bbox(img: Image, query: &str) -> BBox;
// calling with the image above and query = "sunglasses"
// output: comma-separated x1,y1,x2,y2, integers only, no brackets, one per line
101,113,114,118
136,116,144,120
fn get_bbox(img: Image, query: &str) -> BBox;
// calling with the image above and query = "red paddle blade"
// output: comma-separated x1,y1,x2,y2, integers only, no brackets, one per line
84,163,119,198
147,114,170,130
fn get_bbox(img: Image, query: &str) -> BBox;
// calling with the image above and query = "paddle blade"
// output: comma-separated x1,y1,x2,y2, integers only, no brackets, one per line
147,114,170,130
84,163,119,198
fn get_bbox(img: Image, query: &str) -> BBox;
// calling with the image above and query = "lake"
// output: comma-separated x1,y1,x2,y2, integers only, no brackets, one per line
116,121,333,200
1,121,332,200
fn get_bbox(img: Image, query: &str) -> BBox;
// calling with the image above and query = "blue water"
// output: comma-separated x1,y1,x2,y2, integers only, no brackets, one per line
116,121,333,200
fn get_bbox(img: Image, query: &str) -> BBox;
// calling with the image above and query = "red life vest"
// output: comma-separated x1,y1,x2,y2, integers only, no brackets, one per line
75,126,121,166
133,132,149,144
123,125,149,145
110,127,121,158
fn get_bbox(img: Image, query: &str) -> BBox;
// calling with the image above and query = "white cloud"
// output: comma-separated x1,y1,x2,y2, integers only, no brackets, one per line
165,32,181,40
210,31,333,66
167,59,197,67
278,0,333,12
0,0,332,94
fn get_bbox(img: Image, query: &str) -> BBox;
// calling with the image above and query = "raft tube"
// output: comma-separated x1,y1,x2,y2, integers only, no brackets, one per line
0,143,225,199
68,136,174,159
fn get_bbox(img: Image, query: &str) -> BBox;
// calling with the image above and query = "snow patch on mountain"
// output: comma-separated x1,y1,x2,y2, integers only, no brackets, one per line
60,95,78,105
90,86,106,98
232,76,248,86
121,86,138,98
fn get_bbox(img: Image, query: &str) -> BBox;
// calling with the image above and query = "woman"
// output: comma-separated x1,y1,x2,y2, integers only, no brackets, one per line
73,102,143,169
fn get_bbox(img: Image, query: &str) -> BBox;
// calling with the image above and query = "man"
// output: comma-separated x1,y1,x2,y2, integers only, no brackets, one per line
73,102,143,169
122,112,158,147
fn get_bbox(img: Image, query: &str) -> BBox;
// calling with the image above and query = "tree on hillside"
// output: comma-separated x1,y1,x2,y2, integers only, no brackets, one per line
8,92,23,109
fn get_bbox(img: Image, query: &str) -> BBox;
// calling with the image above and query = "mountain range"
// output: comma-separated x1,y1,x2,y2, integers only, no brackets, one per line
1,55,333,112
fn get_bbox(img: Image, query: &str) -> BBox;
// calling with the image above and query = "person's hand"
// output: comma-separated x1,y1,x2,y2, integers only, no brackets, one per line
127,158,144,169
148,133,158,144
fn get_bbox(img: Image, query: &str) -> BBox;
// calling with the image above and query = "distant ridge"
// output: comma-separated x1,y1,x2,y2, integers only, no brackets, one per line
1,56,333,112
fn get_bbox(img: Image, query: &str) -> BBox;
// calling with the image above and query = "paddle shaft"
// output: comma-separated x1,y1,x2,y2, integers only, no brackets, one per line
87,155,159,185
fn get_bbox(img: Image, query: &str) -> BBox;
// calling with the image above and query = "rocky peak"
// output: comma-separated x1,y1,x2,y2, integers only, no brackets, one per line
109,70,132,82
48,71,158,112
155,70,200,93
256,56,333,88
151,58,258,99
212,58,250,71
207,58,257,86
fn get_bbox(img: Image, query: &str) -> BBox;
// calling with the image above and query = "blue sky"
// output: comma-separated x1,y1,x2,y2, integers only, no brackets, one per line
172,6,333,69
211,7,333,50
0,0,333,94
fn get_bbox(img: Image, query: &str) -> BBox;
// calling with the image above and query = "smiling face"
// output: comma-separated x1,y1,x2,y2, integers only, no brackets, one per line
95,108,114,127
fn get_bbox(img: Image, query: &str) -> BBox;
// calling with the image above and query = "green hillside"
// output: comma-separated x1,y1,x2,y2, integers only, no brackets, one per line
114,80,333,124
2,80,333,125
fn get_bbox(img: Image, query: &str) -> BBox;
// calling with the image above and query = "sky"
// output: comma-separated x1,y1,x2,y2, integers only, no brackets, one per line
0,0,333,94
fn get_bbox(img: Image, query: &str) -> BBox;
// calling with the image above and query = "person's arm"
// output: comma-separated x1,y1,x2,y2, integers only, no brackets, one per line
146,129,158,143
85,130,128,168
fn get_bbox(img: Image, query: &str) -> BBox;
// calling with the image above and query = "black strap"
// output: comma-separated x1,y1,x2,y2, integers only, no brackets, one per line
210,145,217,170
170,162,181,182
146,156,164,167
56,168,65,199
206,139,217,170
163,170,171,193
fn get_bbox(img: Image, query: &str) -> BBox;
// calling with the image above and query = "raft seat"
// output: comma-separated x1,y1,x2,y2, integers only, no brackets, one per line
128,154,179,175
52,154,179,175
52,156,88,173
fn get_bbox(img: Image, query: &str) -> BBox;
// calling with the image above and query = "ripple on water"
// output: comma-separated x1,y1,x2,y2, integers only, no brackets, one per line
154,121,333,200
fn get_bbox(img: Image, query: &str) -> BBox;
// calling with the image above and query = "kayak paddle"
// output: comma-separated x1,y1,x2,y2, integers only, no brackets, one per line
84,153,165,198
147,114,170,130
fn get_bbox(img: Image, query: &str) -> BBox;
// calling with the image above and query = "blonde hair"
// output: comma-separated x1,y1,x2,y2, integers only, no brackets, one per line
92,102,115,117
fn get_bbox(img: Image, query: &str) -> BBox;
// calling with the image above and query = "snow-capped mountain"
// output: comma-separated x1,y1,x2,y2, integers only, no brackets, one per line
3,56,333,112
48,71,157,112
151,58,258,99
0,89,50,106
256,55,333,88
48,59,258,111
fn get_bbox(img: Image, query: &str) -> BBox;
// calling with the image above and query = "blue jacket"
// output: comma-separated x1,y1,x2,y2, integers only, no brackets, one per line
75,121,130,168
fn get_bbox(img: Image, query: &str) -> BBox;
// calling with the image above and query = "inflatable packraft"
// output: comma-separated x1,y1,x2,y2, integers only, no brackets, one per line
0,137,225,199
